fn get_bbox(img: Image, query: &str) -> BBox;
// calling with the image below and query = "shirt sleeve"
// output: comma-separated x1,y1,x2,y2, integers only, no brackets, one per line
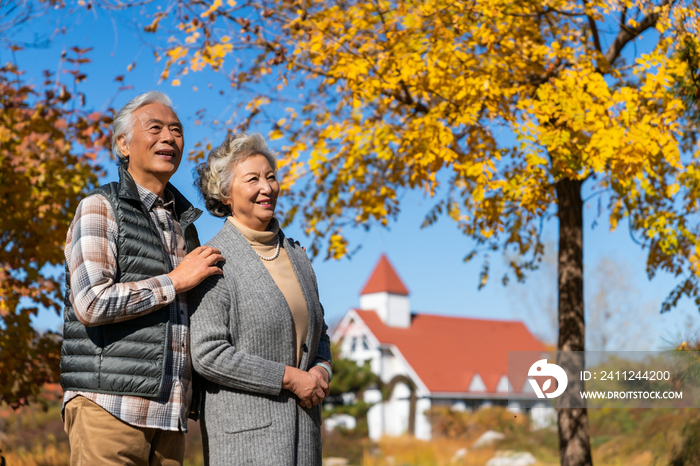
67,194,177,327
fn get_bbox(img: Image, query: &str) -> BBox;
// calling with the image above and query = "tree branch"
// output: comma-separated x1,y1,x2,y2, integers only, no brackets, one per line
604,0,674,66
505,6,586,18
380,81,430,115
526,60,570,88
582,0,603,54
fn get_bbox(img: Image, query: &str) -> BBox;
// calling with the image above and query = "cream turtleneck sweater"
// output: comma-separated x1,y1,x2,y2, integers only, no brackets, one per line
228,216,309,367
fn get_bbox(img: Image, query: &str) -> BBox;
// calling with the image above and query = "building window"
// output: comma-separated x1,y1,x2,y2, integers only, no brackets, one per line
350,337,357,353
362,335,370,350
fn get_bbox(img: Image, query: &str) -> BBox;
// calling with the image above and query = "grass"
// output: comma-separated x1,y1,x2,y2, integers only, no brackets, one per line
0,385,204,466
1,389,698,465
355,406,700,466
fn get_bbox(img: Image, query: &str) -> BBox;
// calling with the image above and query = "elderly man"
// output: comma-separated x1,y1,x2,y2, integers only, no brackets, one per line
60,91,224,465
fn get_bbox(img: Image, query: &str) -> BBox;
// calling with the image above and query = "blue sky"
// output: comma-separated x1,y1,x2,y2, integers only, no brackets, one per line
9,3,700,350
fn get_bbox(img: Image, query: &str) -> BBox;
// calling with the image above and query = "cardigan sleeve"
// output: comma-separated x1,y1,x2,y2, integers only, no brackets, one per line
315,304,332,365
307,251,332,365
189,274,287,396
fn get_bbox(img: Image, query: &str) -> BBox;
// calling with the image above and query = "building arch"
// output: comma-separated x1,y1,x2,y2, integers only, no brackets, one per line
380,375,418,435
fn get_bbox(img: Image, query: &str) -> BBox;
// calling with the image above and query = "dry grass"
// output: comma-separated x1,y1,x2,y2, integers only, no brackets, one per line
0,384,69,466
0,385,205,466
2,392,699,466
352,407,700,466
1,439,69,466
360,436,495,466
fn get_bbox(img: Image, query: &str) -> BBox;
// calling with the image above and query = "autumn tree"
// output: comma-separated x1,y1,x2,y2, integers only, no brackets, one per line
0,0,60,35
0,47,110,408
103,0,700,464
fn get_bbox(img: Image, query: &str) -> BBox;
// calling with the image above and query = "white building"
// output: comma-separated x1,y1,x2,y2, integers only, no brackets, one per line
332,254,551,440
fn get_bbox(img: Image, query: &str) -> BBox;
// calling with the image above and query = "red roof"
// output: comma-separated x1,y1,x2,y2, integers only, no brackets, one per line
360,254,409,296
354,310,545,393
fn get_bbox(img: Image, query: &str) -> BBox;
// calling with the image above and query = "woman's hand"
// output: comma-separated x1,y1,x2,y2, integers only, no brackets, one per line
309,365,330,386
282,366,329,408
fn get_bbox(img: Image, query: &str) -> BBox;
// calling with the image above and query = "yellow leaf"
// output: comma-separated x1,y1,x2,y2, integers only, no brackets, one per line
201,0,223,17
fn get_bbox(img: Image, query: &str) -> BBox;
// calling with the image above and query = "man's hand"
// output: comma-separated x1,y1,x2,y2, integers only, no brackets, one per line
167,246,224,293
287,237,306,252
282,366,329,409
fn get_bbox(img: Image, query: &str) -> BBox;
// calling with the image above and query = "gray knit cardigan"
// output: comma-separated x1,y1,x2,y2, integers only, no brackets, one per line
189,220,331,466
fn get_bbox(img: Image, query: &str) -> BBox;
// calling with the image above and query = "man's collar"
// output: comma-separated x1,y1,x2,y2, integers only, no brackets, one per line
117,165,142,202
134,182,174,212
117,164,202,224
118,165,172,211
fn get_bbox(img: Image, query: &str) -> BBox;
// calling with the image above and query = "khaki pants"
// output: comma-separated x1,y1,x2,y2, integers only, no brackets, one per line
64,396,186,466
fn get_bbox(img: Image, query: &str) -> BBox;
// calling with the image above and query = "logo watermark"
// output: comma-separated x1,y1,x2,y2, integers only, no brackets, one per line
527,359,568,399
509,351,700,409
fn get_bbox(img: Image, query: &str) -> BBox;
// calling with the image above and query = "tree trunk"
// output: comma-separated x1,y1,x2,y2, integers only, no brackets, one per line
555,178,593,466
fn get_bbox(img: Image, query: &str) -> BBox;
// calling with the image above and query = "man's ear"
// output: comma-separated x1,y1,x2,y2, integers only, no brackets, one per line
116,134,130,157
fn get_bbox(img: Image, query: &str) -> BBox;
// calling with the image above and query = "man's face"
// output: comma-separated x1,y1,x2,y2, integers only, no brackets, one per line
118,102,184,186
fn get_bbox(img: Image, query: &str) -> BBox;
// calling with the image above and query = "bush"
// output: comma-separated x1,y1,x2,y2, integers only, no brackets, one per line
321,426,370,464
425,406,530,440
670,415,700,466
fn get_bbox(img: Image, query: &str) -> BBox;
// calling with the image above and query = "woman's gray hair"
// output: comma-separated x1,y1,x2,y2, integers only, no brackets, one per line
112,91,175,166
195,132,277,217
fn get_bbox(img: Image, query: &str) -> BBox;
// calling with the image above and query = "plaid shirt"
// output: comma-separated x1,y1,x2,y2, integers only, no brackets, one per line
62,183,192,432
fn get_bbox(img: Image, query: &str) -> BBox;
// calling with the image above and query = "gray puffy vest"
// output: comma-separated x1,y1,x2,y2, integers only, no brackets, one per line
60,166,201,398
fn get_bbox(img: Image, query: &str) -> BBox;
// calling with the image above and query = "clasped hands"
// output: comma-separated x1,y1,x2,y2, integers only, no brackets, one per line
282,366,330,409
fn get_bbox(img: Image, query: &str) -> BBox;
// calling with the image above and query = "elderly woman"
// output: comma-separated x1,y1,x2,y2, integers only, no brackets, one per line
190,132,332,465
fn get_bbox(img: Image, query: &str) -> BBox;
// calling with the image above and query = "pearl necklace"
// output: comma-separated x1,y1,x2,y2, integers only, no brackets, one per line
257,239,280,261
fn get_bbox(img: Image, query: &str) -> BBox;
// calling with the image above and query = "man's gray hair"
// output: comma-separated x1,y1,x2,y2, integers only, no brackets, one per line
112,91,176,165
195,132,277,217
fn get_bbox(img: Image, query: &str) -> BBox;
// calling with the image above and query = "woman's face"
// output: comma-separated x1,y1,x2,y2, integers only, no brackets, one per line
225,154,279,231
